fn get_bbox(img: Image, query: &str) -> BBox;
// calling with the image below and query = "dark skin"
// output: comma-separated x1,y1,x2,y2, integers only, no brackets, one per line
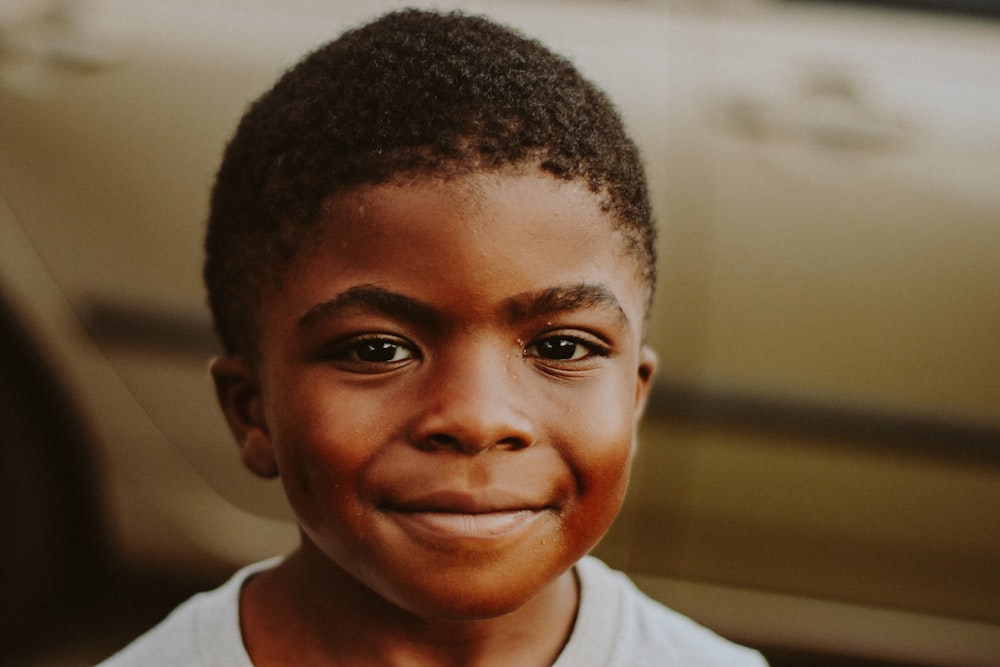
238,545,577,665
211,169,656,666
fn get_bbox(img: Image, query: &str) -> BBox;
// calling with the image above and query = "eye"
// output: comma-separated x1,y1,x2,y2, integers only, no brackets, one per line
325,334,419,372
355,338,413,363
524,334,609,362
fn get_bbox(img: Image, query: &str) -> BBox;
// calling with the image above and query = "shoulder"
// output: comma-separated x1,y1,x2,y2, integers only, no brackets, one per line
96,593,204,667
97,557,281,667
558,557,768,667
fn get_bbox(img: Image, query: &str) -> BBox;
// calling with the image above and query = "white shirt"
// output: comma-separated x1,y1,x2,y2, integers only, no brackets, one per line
99,556,767,666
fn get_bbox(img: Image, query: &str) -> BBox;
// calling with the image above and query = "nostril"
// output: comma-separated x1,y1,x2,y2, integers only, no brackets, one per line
416,431,529,455
409,384,537,453
421,433,463,452
496,436,529,451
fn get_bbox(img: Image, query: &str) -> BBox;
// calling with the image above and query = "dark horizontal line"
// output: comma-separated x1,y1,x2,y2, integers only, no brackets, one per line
782,0,1000,20
81,298,221,357
647,382,1000,461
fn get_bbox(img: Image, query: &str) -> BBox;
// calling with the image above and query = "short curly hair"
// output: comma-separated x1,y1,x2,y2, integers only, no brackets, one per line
204,8,655,359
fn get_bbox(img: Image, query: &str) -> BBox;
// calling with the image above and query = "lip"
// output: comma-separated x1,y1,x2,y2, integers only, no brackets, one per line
385,489,551,514
380,489,554,540
389,509,544,539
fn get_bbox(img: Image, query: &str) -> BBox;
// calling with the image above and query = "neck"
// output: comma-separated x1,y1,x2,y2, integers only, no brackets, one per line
239,539,579,667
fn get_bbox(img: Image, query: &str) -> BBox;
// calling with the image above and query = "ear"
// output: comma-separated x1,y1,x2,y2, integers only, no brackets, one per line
633,345,657,422
209,356,279,479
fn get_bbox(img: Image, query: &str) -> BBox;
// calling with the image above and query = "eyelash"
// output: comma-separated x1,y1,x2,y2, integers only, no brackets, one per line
321,331,610,373
323,334,420,372
523,333,611,363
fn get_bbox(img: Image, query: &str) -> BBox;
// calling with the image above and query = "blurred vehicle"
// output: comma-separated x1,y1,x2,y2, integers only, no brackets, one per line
1,0,998,663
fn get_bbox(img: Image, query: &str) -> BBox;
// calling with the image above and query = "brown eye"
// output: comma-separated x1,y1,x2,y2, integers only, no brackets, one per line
323,334,419,372
356,339,410,363
534,338,583,360
525,335,607,362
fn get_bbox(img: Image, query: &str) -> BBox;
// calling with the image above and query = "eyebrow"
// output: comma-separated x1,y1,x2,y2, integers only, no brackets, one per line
297,282,629,331
505,284,628,328
297,284,440,330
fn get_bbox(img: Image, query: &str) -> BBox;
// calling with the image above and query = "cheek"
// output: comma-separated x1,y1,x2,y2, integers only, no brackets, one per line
577,428,634,506
559,369,638,448
267,387,381,519
559,436,633,558
555,378,638,519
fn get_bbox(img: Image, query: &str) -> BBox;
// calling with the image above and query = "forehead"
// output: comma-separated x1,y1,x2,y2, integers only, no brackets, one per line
261,171,647,335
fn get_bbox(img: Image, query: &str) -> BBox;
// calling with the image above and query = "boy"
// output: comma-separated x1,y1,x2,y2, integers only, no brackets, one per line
102,9,766,666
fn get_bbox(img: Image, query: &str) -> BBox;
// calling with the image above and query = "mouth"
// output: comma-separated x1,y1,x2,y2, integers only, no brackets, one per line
390,509,543,539
380,490,556,540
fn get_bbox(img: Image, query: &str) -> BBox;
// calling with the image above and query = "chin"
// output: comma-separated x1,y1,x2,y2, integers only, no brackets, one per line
402,591,539,622
382,566,567,622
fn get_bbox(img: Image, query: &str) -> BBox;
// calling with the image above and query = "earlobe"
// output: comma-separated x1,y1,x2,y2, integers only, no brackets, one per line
634,346,657,421
209,356,279,479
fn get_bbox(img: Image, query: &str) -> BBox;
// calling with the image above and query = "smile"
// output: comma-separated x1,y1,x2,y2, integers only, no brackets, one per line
389,509,544,539
380,489,555,541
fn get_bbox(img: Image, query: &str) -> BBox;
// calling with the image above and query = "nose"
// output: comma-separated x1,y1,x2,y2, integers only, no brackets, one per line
410,347,536,454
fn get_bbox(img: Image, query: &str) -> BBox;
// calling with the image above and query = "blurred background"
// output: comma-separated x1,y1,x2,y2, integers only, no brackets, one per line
1,0,998,664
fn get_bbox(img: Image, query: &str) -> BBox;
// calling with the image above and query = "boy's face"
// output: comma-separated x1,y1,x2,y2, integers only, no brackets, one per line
215,170,655,620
